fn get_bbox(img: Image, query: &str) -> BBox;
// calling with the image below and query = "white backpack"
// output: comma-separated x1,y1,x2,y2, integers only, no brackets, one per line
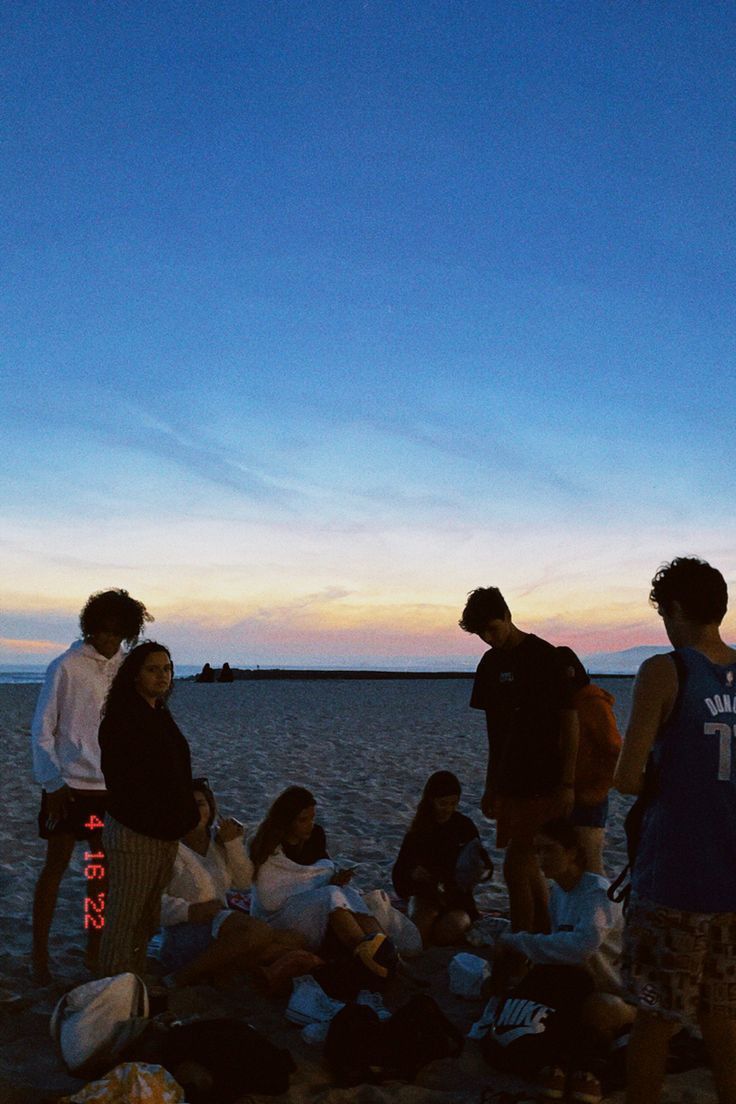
50,972,150,1076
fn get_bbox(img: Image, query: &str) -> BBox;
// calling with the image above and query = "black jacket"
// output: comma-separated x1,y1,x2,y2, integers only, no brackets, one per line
99,694,199,841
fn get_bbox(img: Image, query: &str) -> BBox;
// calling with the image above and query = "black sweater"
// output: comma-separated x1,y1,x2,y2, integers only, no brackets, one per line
99,695,199,841
392,811,480,916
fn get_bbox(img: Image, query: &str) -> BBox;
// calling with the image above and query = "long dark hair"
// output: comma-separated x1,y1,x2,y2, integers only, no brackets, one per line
103,640,174,717
410,770,461,834
249,785,316,874
191,776,217,832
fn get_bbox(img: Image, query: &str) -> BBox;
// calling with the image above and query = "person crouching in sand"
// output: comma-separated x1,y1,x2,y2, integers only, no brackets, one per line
392,770,491,946
249,786,393,978
158,777,304,988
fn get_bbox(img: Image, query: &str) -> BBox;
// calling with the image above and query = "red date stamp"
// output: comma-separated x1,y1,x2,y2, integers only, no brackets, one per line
83,815,106,929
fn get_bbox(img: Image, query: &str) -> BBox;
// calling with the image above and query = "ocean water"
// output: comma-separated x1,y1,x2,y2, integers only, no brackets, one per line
0,663,205,685
0,667,49,685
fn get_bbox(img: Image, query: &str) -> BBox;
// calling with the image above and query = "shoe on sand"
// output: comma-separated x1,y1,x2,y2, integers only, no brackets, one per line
353,933,397,979
286,974,345,1025
356,989,391,1020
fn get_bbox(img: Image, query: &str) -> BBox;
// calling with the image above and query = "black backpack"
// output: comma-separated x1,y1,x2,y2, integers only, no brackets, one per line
159,1017,296,1101
325,995,464,1086
383,994,464,1080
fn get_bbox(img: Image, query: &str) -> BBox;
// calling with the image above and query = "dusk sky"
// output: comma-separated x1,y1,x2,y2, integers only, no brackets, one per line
3,2,735,668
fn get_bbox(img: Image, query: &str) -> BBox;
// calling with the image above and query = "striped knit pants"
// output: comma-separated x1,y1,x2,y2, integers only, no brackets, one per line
98,816,178,978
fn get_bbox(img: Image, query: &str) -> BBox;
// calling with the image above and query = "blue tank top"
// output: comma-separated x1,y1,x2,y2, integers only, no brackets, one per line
632,647,736,912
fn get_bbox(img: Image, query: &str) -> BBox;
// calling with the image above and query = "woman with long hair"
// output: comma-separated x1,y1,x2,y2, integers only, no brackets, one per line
158,777,303,986
250,786,393,977
392,770,490,946
97,641,199,977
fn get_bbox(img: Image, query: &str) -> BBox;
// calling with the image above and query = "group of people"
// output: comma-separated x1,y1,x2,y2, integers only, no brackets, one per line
29,555,736,1104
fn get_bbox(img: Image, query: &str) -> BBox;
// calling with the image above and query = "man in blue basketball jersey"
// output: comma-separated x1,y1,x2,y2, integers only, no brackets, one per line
615,557,736,1104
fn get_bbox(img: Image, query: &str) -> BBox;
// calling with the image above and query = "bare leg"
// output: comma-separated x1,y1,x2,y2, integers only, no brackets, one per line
329,908,380,949
576,827,605,874
582,992,636,1042
32,833,75,982
171,914,299,987
699,1012,736,1104
430,908,472,946
624,1010,678,1104
504,839,549,932
408,897,440,947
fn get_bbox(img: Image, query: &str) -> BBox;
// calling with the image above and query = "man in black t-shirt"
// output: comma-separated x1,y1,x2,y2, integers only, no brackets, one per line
460,586,580,932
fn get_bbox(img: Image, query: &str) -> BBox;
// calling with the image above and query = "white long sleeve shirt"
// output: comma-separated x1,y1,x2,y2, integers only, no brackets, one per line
500,872,624,994
161,835,254,927
31,641,123,792
251,849,336,918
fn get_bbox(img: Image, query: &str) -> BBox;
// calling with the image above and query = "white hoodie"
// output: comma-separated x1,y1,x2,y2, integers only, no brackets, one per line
31,640,123,792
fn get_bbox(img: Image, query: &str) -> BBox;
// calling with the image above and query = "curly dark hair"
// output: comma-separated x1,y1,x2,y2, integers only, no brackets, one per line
103,641,174,717
249,785,316,874
458,587,510,635
409,770,462,835
80,589,152,646
649,557,728,625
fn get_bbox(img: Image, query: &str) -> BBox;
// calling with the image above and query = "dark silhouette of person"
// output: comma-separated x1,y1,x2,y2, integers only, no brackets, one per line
218,662,234,683
196,664,215,683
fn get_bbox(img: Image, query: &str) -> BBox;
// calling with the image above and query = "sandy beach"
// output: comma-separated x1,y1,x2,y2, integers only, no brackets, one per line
0,676,716,1103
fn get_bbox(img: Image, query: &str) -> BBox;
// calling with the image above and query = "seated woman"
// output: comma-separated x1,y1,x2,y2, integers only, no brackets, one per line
159,778,304,987
490,818,635,1104
250,786,393,977
392,771,490,946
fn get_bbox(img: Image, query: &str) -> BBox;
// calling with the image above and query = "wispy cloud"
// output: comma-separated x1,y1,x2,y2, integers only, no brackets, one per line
0,637,62,653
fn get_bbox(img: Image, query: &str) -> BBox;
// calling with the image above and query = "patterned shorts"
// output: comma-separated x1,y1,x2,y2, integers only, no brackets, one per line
622,895,736,1022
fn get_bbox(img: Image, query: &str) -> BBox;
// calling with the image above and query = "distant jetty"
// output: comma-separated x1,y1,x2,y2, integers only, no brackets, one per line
185,668,633,682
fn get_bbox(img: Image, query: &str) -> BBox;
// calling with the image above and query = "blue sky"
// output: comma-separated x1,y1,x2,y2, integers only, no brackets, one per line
2,1,735,666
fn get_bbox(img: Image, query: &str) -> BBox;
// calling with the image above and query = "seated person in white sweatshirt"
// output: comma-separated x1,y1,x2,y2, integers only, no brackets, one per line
159,778,302,987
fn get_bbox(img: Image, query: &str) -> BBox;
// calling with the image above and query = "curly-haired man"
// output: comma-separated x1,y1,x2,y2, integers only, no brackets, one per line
31,589,151,981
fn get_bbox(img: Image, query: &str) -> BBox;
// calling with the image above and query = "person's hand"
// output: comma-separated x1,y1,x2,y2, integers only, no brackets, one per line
216,817,244,843
553,785,575,819
331,868,354,886
480,788,497,819
46,786,73,829
188,899,222,924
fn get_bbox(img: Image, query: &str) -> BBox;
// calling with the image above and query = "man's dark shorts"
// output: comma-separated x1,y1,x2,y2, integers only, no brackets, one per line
569,796,609,829
38,789,107,840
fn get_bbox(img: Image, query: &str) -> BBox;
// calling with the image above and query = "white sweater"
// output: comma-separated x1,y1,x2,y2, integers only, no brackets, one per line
500,872,623,994
251,849,336,918
31,641,123,792
161,835,253,927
